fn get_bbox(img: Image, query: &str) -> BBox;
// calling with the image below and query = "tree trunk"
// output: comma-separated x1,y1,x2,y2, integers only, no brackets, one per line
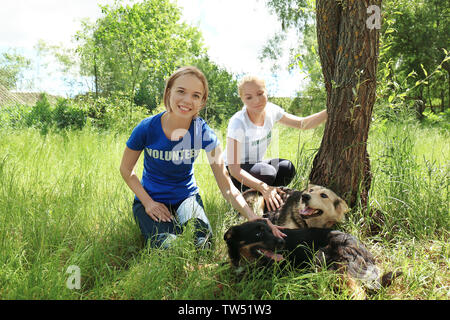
415,88,425,120
94,55,99,98
448,69,450,110
309,0,382,208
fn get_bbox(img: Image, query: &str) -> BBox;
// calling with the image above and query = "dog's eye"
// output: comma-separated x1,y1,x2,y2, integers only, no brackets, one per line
320,193,328,198
309,189,314,192
255,232,263,238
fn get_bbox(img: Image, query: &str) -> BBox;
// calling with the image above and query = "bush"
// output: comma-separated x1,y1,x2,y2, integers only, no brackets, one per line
422,109,450,131
25,93,53,134
53,98,86,130
288,86,326,116
268,97,292,110
0,103,31,129
76,93,150,132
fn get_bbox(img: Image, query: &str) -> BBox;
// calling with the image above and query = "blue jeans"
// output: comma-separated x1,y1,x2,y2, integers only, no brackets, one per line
132,194,212,249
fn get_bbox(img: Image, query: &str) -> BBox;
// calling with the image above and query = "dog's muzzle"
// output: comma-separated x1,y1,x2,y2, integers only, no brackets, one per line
300,194,324,219
255,237,285,262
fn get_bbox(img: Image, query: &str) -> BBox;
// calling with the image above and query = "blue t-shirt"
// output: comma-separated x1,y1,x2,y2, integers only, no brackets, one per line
126,112,219,205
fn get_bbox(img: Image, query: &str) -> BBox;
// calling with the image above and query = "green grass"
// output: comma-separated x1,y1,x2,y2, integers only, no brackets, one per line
0,120,448,300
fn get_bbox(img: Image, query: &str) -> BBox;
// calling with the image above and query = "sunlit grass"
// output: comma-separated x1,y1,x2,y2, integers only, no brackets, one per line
0,121,448,299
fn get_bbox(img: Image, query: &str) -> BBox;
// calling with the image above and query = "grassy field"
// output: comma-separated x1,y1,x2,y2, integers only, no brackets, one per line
0,120,448,300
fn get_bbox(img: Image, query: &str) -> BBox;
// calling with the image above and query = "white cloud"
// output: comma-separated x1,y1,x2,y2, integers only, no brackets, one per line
0,0,112,49
180,0,280,72
179,0,307,96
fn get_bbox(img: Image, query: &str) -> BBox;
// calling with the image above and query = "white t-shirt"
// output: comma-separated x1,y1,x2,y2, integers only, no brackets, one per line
224,102,285,165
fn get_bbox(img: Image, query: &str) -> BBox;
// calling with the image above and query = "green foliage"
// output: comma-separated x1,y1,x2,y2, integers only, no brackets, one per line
25,94,53,134
0,49,31,90
75,93,150,132
53,99,86,130
0,103,32,129
21,94,88,133
376,0,450,119
75,0,205,105
290,86,326,116
269,90,326,117
133,76,165,111
268,97,292,110
367,121,450,239
192,56,241,125
422,109,450,131
265,0,314,31
262,0,321,94
0,93,153,134
264,0,448,125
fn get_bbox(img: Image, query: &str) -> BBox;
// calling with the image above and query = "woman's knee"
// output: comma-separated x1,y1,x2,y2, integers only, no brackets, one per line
275,159,296,185
132,200,181,248
280,159,296,177
248,162,277,185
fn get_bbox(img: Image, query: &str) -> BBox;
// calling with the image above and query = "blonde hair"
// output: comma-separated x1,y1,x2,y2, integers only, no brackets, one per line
163,66,209,113
238,75,266,98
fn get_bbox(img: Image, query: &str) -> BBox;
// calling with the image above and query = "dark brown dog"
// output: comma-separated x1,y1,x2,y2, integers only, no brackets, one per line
243,184,349,229
224,220,401,299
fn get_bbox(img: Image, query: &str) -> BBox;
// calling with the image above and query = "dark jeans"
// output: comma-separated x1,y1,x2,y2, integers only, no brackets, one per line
132,193,212,249
227,158,296,192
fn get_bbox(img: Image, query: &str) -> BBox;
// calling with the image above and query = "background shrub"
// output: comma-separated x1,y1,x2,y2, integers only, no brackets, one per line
25,93,53,131
53,98,86,130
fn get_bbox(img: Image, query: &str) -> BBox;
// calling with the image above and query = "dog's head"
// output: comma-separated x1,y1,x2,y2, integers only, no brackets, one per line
296,184,349,228
224,219,285,268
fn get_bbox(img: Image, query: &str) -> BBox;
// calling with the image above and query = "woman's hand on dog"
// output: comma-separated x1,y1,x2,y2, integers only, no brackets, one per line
260,185,284,211
144,200,173,222
249,217,286,239
268,220,287,239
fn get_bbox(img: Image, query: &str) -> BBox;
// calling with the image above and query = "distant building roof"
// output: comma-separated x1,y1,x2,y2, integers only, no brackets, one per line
0,84,60,106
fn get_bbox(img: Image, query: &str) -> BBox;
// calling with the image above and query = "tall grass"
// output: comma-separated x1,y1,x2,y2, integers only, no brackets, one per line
0,119,448,300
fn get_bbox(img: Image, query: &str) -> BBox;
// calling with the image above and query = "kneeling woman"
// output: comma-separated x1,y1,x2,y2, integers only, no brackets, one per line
120,67,284,249
225,75,328,212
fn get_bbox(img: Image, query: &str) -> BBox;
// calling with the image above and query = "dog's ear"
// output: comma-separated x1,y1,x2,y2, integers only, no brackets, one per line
224,227,235,242
224,226,241,267
334,198,349,213
333,197,349,223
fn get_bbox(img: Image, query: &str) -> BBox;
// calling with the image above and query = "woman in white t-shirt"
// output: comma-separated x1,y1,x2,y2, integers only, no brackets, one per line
225,75,328,212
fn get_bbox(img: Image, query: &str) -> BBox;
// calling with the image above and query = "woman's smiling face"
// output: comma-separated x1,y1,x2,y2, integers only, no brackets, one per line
168,74,205,118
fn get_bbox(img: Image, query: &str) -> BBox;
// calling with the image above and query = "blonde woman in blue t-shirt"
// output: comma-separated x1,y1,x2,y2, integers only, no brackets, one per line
120,67,285,249
225,76,328,213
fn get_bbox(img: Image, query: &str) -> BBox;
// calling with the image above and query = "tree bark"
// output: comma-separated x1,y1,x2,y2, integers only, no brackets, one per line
310,0,382,208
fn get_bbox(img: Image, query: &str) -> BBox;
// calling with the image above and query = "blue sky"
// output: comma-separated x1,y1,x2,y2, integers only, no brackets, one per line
0,0,306,97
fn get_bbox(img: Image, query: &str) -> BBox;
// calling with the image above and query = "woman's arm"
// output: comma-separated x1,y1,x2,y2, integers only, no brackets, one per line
207,145,286,238
227,137,283,211
119,146,172,222
278,109,327,129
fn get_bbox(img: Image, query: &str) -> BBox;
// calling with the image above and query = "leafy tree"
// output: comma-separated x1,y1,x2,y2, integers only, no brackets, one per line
307,0,383,208
75,0,205,106
0,49,31,90
262,0,325,104
379,0,450,116
265,0,383,207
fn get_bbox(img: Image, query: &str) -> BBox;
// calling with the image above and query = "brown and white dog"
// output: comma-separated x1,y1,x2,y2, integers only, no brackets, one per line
243,184,349,229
